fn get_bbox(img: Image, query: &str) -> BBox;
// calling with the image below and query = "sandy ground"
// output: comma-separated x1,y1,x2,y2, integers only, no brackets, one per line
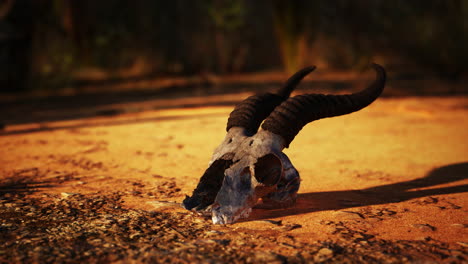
1,95,467,263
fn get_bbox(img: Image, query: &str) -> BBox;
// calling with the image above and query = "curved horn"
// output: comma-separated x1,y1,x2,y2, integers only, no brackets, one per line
262,63,386,147
226,66,316,135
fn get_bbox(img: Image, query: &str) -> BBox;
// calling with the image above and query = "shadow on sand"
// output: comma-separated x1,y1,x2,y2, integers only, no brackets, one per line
247,162,468,221
0,112,227,136
0,168,68,197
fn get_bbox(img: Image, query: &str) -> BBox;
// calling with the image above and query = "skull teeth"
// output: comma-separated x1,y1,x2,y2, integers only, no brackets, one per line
211,207,252,225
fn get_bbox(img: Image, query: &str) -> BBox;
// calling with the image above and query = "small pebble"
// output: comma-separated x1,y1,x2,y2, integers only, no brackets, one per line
314,248,334,262
61,192,78,199
333,211,364,220
412,224,436,232
456,242,468,247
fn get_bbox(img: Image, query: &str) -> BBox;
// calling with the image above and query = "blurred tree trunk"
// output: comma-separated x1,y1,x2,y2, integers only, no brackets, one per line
61,0,92,65
209,0,249,74
272,0,309,74
0,0,33,92
0,0,14,19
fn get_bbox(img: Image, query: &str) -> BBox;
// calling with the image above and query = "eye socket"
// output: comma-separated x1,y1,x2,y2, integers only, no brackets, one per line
254,154,283,186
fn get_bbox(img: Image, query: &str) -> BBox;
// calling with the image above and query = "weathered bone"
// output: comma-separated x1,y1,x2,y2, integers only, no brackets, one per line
183,67,315,214
183,64,386,225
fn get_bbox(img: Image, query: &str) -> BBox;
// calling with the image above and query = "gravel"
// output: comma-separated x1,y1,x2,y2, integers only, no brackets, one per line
0,191,466,263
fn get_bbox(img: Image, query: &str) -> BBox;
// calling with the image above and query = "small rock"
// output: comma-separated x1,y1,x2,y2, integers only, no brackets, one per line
61,192,78,199
236,241,246,246
419,197,438,204
314,248,334,262
412,224,436,232
333,211,364,220
381,209,396,216
146,201,180,209
417,236,432,241
353,233,365,239
253,251,283,263
320,220,333,225
129,232,142,239
450,223,467,228
456,242,468,247
206,230,224,235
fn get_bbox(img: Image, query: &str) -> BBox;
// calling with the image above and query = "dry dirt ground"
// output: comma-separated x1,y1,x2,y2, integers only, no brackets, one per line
0,95,467,263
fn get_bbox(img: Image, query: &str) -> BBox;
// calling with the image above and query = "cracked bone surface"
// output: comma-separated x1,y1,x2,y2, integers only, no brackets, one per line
183,64,386,224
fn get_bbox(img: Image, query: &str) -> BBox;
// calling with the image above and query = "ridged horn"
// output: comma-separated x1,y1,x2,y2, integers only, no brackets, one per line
226,66,316,135
261,63,386,147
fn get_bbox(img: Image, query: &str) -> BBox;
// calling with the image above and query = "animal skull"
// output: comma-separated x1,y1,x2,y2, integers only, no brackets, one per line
183,64,386,224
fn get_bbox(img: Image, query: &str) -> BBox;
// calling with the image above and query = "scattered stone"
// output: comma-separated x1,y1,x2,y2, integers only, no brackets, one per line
418,197,438,204
381,209,397,216
0,190,464,263
353,233,365,239
251,251,283,263
412,224,436,232
314,247,334,262
146,201,180,209
417,236,432,241
60,192,79,199
333,211,364,220
450,223,467,228
206,230,224,235
456,242,468,247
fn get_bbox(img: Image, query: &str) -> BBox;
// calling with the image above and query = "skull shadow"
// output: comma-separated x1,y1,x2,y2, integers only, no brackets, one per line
244,162,468,221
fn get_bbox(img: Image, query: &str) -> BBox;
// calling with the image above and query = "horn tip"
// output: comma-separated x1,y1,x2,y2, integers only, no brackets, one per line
370,62,386,79
304,65,316,72
370,62,384,71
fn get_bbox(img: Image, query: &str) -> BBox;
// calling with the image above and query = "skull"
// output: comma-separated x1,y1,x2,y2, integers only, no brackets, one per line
208,128,301,224
183,64,386,224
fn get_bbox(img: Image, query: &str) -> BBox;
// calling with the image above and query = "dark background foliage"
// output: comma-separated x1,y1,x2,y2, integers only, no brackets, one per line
1,0,467,92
